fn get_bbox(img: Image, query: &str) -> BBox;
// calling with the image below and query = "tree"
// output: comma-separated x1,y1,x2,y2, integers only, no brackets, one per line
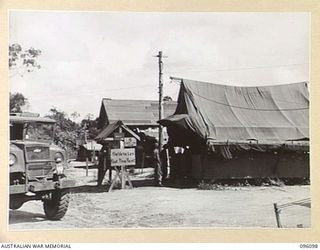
163,95,172,101
9,44,41,113
85,113,94,121
81,116,99,140
10,92,28,112
9,43,41,77
46,107,81,158
70,112,80,122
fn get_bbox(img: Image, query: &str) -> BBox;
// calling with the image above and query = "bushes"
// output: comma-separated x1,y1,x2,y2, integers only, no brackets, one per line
197,178,309,190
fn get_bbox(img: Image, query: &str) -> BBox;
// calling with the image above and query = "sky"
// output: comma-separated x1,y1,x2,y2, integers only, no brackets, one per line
9,11,309,120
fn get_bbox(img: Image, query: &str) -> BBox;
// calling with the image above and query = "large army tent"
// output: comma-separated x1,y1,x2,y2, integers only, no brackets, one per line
160,78,309,180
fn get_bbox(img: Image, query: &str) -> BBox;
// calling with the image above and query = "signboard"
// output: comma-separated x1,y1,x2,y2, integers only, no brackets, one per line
124,137,137,147
113,132,125,140
110,148,135,166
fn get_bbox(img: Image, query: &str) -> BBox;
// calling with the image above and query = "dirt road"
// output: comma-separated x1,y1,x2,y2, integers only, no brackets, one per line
9,184,310,229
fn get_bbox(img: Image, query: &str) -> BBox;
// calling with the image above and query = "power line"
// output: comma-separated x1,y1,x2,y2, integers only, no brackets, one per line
49,84,155,97
166,63,308,74
82,84,153,94
106,84,152,92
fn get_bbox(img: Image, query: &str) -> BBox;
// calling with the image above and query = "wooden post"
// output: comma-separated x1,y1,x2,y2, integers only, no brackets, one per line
158,51,164,151
108,167,121,192
92,140,95,163
108,149,112,182
274,203,282,228
141,151,145,174
119,126,125,189
85,157,89,177
165,148,169,177
124,170,133,188
154,51,167,151
121,165,125,189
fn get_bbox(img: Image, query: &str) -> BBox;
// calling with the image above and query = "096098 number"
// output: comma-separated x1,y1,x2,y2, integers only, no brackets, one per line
300,244,318,248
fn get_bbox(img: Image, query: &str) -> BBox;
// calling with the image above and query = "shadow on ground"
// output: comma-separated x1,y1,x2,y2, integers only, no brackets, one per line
70,178,198,194
9,210,46,225
70,179,158,194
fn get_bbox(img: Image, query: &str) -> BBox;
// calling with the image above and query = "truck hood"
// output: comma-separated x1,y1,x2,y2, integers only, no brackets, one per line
11,141,64,152
11,140,52,147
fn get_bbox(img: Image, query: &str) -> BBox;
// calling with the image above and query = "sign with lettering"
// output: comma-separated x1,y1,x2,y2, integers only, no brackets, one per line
110,148,136,166
113,132,125,140
124,137,137,147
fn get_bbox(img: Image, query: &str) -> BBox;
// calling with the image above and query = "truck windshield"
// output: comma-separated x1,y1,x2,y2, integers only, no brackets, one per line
25,122,54,141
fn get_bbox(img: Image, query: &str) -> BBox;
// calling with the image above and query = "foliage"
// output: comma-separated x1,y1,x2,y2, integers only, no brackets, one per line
84,113,94,121
197,181,225,190
9,43,41,77
163,95,173,101
9,44,41,112
80,115,99,140
197,178,291,189
70,111,80,122
45,109,99,158
10,92,28,112
46,107,81,158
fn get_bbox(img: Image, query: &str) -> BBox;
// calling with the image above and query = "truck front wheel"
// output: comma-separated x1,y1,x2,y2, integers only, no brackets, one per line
43,189,70,220
9,194,24,210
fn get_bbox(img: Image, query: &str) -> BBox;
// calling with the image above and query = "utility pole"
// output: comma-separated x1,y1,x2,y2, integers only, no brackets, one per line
155,51,167,150
84,123,88,144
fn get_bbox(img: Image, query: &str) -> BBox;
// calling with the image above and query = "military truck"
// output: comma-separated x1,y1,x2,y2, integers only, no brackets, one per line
9,113,75,220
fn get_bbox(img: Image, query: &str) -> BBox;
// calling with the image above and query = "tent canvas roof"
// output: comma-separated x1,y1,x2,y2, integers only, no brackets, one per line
160,78,309,143
100,99,177,126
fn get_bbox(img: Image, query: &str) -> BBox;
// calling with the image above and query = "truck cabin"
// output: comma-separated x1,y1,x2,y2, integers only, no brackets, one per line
10,113,56,142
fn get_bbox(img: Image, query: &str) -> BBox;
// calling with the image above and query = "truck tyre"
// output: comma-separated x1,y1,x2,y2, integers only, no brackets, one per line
9,195,24,210
43,189,70,220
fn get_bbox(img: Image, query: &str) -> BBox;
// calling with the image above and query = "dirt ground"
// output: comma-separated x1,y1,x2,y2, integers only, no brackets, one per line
9,163,311,230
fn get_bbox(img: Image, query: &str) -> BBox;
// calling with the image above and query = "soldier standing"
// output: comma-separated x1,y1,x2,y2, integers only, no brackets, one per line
160,144,169,182
97,144,109,186
153,142,163,186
